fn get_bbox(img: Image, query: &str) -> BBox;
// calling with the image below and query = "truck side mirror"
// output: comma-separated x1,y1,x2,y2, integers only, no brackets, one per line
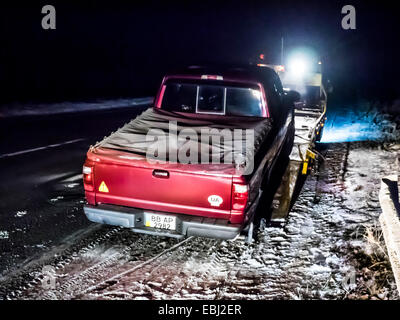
285,90,301,103
326,82,333,94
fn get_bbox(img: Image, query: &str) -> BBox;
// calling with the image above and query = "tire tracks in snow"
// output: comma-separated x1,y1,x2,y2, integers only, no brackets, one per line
1,224,122,299
5,142,399,300
82,236,194,297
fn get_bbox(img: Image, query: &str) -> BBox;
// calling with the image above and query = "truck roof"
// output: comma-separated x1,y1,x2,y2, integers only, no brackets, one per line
164,65,278,86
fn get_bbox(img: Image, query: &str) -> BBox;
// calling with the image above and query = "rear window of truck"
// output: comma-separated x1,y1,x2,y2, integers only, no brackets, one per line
161,82,264,117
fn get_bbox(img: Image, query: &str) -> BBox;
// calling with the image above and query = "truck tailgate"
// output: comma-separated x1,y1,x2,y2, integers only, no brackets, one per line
92,150,234,220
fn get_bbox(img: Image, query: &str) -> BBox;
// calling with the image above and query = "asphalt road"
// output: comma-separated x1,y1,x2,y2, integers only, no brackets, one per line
0,105,149,275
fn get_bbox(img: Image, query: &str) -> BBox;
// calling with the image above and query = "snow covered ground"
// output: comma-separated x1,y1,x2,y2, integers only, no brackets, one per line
0,97,153,117
1,101,399,300
1,141,399,300
321,104,400,143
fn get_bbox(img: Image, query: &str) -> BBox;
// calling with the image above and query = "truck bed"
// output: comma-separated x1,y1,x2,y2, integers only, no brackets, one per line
87,147,234,221
96,108,273,167
85,108,278,228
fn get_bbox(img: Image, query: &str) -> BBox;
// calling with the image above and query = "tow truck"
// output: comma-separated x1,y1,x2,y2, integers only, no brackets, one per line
256,59,328,221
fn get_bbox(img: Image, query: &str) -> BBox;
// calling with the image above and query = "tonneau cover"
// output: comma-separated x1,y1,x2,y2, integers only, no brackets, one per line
97,108,273,170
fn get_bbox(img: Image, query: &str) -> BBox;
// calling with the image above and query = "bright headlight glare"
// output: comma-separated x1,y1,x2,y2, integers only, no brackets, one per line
288,58,308,76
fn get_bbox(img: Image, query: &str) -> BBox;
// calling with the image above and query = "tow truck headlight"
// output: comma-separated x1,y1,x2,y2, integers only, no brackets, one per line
286,48,317,78
288,58,308,77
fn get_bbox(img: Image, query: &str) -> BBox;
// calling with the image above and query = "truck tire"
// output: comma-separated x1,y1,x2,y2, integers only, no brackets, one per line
245,123,295,240
254,136,292,225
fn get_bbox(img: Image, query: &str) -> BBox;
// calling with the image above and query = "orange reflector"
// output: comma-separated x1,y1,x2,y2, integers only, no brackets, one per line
99,181,109,193
276,65,285,72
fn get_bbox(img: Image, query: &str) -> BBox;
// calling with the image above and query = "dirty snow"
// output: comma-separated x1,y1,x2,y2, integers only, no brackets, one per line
321,105,400,143
1,141,398,300
1,105,400,299
0,231,9,240
15,211,27,218
65,183,80,189
50,196,64,202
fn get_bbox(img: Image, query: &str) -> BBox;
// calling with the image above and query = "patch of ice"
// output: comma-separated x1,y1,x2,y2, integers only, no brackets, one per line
262,253,279,261
0,97,153,118
245,258,265,268
50,196,64,202
308,264,332,274
325,254,341,267
0,231,9,239
66,183,80,189
270,236,287,242
15,211,27,218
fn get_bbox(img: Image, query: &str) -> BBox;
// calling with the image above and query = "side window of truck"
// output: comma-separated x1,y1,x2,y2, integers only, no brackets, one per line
267,78,281,109
267,73,288,123
273,74,284,103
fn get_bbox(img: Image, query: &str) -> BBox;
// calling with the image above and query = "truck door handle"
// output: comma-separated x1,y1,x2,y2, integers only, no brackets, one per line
152,169,169,179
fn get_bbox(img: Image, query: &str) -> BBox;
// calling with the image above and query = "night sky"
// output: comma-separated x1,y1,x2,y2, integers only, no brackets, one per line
1,0,399,104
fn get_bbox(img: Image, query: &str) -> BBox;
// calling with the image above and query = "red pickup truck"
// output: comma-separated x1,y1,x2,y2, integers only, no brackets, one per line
83,66,297,240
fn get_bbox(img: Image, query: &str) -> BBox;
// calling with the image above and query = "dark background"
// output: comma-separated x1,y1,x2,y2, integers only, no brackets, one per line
0,0,399,105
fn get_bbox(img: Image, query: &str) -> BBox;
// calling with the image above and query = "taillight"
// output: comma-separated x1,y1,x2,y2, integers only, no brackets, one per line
83,165,94,192
231,183,248,213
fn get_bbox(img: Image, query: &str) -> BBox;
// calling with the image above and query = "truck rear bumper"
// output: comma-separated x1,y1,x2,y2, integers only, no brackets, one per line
84,204,242,240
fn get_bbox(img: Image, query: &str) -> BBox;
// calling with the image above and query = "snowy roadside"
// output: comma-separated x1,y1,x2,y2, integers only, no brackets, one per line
0,97,153,118
2,142,399,300
321,104,400,143
1,105,400,300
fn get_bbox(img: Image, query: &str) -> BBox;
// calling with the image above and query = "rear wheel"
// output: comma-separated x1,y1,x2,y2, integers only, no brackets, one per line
243,126,294,242
249,146,292,241
255,153,290,224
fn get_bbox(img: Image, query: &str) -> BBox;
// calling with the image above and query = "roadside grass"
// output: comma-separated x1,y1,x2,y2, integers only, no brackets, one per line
345,223,399,300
